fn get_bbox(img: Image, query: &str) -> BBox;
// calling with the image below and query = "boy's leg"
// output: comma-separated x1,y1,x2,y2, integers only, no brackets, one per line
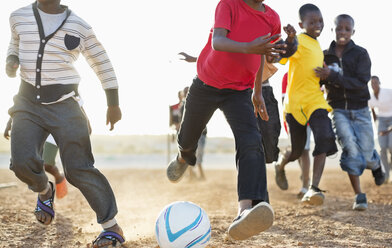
302,109,337,205
220,89,274,240
10,112,49,192
378,117,390,181
167,78,217,182
298,149,310,198
298,126,311,197
352,108,385,185
47,99,119,231
349,174,368,210
10,111,54,224
258,86,281,163
309,109,337,186
195,133,207,179
42,142,62,182
220,89,267,204
275,113,307,190
42,141,68,199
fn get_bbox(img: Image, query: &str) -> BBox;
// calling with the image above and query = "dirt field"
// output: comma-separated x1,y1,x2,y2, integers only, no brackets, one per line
0,167,391,248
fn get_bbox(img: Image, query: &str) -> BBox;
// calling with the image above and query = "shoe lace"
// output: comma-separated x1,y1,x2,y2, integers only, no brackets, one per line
311,185,326,193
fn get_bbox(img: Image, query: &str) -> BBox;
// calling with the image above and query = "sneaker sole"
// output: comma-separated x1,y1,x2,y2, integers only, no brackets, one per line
228,202,274,240
302,194,324,206
166,160,188,183
274,166,288,191
353,203,367,211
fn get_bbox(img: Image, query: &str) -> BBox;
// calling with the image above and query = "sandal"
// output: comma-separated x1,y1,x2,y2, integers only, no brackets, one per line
92,231,125,248
35,181,55,225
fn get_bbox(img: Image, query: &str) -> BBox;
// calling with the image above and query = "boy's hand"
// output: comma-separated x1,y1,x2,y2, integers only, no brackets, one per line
5,57,19,78
252,90,269,121
3,119,12,140
178,52,197,63
106,106,122,131
314,62,331,80
283,24,296,43
247,33,286,58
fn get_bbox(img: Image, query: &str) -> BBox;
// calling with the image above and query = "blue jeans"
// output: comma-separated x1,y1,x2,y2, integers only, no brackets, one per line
178,77,268,202
378,116,392,179
332,108,381,176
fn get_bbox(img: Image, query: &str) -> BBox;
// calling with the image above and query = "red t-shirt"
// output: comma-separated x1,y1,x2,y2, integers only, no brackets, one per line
197,0,281,90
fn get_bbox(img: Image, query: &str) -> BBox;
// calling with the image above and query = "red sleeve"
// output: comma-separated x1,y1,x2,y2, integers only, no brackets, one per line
282,72,288,94
214,1,232,31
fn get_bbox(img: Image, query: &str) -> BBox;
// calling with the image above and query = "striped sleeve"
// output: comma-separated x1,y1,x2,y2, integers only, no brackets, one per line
7,14,20,57
81,26,118,90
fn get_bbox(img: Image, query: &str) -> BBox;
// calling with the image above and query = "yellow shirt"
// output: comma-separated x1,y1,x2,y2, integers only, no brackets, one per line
281,33,332,125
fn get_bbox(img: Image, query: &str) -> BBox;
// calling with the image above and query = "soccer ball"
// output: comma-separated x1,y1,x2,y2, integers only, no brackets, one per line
155,201,211,248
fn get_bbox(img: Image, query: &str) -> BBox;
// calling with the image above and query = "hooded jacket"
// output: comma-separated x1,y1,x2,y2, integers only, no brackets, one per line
323,40,371,110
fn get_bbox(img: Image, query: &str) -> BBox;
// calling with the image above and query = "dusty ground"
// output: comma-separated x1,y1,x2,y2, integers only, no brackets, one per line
0,166,391,248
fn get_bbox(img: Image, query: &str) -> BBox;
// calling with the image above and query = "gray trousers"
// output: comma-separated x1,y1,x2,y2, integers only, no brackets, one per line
9,95,117,224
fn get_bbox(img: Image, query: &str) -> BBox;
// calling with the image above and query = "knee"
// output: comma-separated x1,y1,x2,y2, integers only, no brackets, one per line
11,155,41,175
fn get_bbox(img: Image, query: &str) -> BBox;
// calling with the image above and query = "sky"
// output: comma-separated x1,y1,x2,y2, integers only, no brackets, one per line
0,0,390,137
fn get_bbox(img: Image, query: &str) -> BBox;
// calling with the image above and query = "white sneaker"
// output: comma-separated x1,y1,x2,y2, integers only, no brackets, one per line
297,187,308,199
301,187,324,205
228,202,274,240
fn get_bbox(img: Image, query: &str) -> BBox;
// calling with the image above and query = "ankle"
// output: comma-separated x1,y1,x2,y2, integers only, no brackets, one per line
39,183,53,200
177,155,186,164
103,224,123,236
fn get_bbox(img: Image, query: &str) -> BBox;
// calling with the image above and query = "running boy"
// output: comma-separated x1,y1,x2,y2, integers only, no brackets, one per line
315,14,385,210
6,0,124,246
273,3,337,205
167,0,295,240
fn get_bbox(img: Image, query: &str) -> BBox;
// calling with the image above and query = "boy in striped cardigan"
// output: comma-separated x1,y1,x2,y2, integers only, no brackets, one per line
6,0,124,246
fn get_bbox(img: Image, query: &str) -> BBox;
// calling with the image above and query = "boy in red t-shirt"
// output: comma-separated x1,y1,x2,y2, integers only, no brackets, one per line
167,0,296,240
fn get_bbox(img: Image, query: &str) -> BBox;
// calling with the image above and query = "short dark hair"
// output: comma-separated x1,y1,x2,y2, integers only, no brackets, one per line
334,14,355,27
371,75,380,81
299,4,320,22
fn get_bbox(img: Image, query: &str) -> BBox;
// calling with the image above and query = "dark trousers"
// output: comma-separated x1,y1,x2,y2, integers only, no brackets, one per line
178,77,269,202
286,109,337,162
257,86,281,163
9,95,118,224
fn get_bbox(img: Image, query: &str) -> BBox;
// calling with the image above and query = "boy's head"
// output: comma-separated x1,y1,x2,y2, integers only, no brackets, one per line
334,14,355,46
178,90,183,101
183,86,189,98
298,4,323,39
371,76,380,92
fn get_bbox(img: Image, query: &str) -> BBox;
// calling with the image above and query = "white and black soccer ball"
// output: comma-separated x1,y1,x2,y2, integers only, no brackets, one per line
155,201,211,248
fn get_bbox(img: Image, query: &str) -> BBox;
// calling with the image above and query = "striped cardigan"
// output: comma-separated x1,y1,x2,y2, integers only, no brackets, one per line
7,2,119,105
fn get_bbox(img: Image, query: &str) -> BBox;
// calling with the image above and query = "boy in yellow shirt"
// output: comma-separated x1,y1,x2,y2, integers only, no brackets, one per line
274,3,337,205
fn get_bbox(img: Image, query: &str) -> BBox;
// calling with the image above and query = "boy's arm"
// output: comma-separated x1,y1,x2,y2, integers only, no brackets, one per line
212,28,284,56
252,55,269,121
81,27,121,130
321,50,371,90
6,15,20,78
279,24,298,58
266,25,297,63
371,108,377,122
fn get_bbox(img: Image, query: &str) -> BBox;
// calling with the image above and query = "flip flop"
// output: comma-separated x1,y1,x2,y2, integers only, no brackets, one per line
35,181,55,225
92,231,125,248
